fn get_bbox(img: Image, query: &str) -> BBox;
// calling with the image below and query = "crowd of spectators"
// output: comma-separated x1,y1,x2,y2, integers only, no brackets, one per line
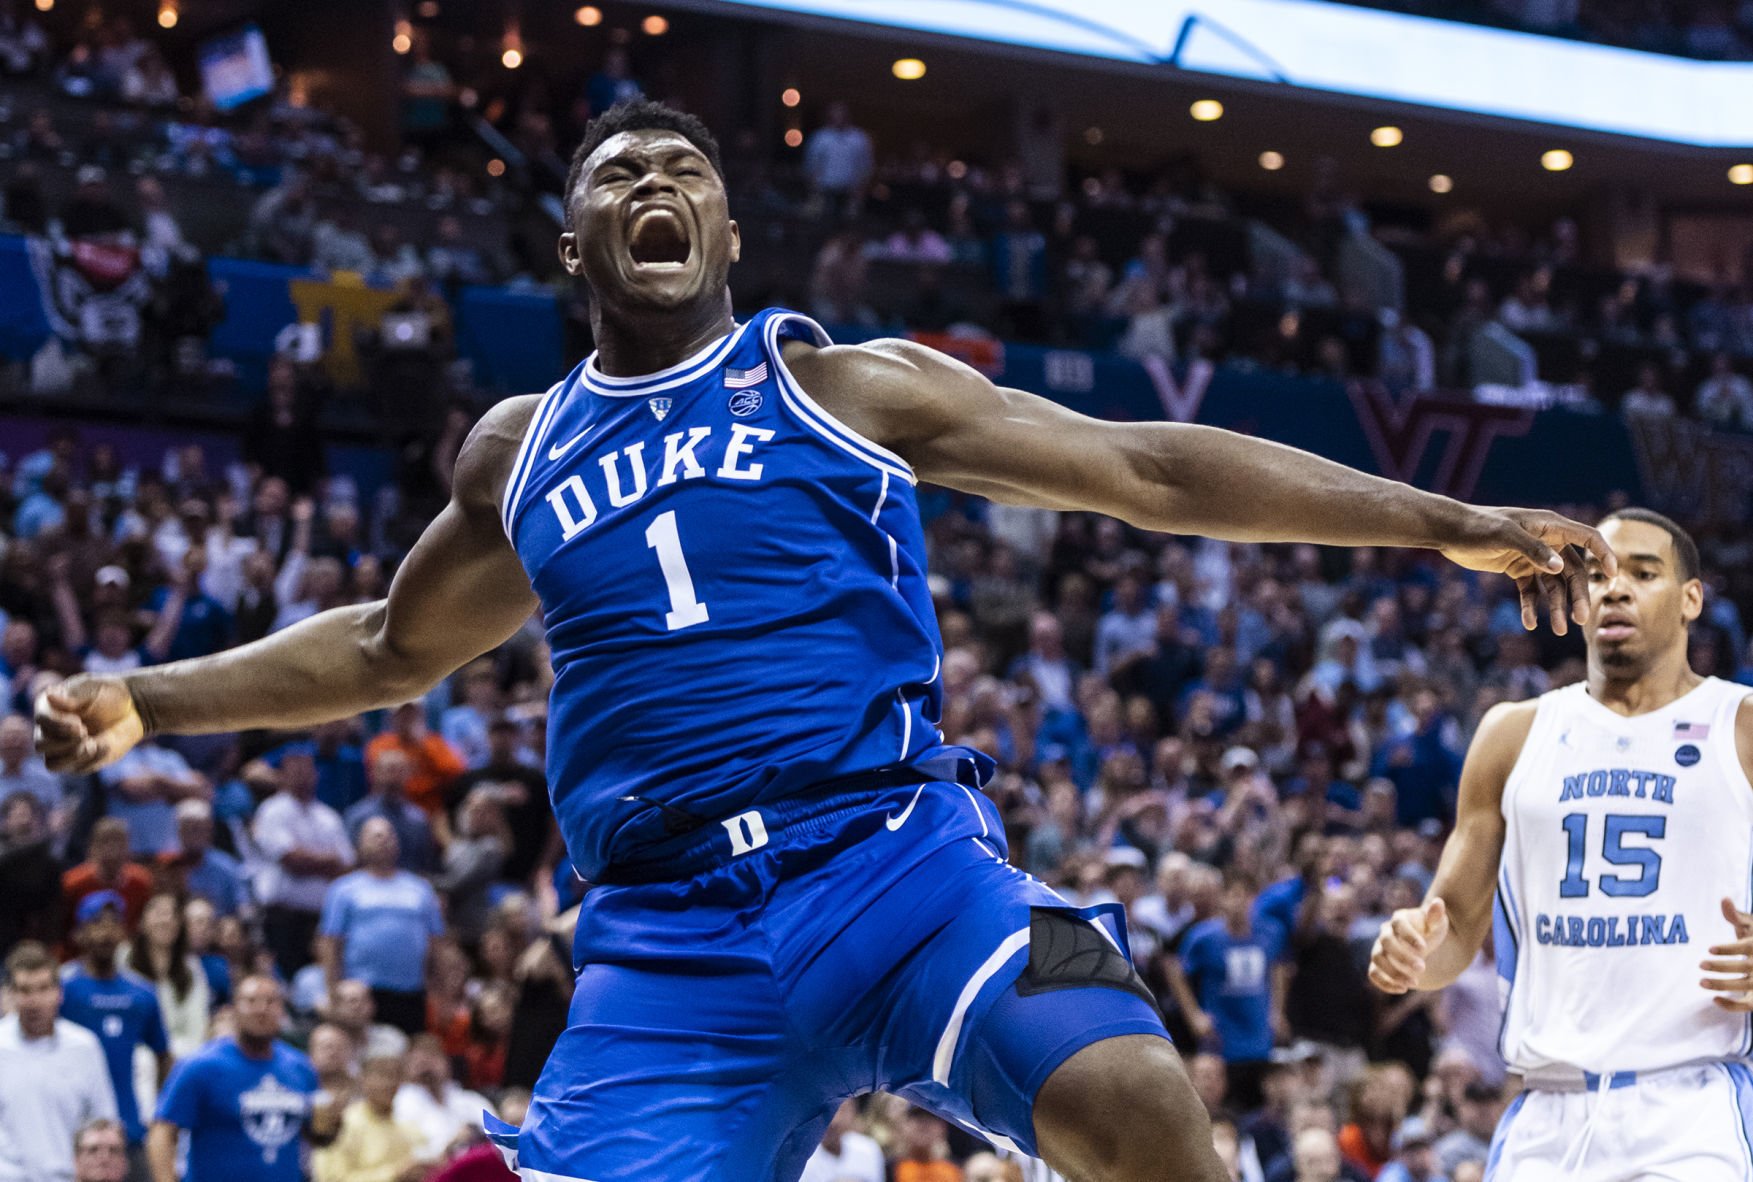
10,1,1753,431
2,380,1752,1182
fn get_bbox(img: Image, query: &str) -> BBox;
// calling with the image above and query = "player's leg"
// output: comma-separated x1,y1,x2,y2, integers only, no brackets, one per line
504,877,844,1182
830,823,1227,1181
1030,1033,1226,1182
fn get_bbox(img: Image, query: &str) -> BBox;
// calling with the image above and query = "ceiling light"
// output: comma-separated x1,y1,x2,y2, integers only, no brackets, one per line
1370,125,1403,148
781,87,800,107
1259,151,1284,171
891,58,926,80
1190,99,1223,122
642,14,668,35
1429,173,1453,193
574,6,602,25
1730,164,1753,185
1542,149,1573,171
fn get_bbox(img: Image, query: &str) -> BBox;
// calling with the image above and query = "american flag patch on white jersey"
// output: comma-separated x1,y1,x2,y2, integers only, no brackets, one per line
724,362,768,388
1673,720,1711,740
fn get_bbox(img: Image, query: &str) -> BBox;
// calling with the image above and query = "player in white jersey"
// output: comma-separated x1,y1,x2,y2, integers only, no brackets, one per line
1370,508,1753,1182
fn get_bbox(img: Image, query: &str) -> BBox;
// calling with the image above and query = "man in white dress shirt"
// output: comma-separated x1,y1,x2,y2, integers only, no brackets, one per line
0,942,118,1182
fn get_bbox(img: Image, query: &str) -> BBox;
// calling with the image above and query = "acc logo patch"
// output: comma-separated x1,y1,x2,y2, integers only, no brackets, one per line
728,389,763,416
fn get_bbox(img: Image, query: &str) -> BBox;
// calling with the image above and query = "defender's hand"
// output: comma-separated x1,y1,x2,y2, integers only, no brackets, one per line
1437,507,1617,636
1701,897,1753,1013
34,676,147,773
1369,898,1449,995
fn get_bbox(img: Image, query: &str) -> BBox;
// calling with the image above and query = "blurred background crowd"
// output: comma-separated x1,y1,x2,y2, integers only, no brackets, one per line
2,0,1753,1180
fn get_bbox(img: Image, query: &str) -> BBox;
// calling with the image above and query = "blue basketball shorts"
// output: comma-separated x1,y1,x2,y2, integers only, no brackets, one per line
485,776,1172,1181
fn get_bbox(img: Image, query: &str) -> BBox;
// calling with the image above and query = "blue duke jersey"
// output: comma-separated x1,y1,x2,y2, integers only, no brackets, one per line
1495,677,1753,1076
502,309,945,882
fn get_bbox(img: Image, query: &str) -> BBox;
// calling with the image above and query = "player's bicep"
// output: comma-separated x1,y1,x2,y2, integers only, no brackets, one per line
914,383,1163,518
378,500,536,678
807,340,1166,520
1430,702,1534,936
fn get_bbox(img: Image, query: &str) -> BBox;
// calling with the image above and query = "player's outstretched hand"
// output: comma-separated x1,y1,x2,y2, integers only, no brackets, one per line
1436,507,1618,636
1700,896,1753,1013
1368,898,1448,995
34,675,146,774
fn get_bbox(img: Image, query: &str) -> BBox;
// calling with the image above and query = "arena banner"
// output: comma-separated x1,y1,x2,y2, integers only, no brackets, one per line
688,0,1753,146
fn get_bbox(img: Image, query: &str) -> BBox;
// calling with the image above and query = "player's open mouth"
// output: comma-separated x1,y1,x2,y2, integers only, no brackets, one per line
628,207,692,272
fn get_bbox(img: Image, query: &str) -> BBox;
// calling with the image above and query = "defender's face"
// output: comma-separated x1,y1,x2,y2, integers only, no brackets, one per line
560,130,739,312
1584,519,1701,669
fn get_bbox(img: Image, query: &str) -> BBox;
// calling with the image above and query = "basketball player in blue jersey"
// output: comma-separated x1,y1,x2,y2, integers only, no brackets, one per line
38,99,1614,1182
1370,509,1753,1181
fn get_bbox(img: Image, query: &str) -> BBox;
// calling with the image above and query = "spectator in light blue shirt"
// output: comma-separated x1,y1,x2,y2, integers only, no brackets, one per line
316,818,444,1037
98,740,211,857
170,799,249,917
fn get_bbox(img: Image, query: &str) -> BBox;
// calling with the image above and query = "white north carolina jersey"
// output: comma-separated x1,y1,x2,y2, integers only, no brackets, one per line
1496,676,1753,1075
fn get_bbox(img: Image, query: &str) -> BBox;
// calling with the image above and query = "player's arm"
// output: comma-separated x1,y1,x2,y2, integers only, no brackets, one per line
34,398,542,773
1698,697,1753,1012
1368,699,1535,993
788,338,1614,631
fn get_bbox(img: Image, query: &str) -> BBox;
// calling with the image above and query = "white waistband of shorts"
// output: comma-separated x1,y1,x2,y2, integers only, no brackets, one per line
1518,1059,1743,1092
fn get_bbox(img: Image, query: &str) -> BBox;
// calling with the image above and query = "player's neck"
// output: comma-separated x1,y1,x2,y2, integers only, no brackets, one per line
590,297,735,377
1586,653,1702,717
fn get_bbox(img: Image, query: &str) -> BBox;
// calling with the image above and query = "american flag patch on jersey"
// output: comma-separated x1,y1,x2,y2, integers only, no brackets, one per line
1673,720,1711,740
723,362,768,388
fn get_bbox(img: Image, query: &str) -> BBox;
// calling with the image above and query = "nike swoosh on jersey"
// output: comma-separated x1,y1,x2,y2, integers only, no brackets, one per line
548,429,591,461
885,784,926,831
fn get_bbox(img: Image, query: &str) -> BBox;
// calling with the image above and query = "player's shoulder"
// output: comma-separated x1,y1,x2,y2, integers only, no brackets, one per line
1477,695,1544,739
779,332,945,391
453,393,548,510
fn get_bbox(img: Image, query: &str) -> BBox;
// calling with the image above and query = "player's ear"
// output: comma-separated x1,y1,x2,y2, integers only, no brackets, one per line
727,219,741,265
1682,576,1705,624
558,231,583,276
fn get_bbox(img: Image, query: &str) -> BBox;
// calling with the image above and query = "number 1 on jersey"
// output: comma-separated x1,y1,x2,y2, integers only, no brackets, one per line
645,510,710,631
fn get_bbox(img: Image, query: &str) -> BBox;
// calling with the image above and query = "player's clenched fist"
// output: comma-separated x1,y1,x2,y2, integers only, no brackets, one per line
34,675,147,774
1368,898,1449,995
